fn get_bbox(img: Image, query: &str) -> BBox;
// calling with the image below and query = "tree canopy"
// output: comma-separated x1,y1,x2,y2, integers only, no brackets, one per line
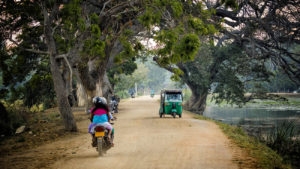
1,0,299,131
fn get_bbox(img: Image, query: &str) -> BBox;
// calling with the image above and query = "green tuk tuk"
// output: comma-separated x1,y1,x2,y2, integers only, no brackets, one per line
159,89,183,118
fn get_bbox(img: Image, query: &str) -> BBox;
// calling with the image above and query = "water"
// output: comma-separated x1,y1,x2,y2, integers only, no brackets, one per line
203,106,300,136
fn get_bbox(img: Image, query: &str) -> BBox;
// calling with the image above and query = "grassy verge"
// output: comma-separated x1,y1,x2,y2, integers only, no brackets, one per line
194,115,291,169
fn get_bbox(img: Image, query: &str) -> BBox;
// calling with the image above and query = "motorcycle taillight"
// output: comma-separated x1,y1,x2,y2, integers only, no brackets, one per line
95,126,105,132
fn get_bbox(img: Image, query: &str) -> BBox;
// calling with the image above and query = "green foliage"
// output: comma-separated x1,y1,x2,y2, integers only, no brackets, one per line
145,60,169,92
153,0,168,6
91,24,101,36
182,88,192,102
265,121,298,156
170,1,183,17
82,24,105,58
174,33,200,62
115,90,130,99
58,0,86,53
22,72,55,109
112,59,175,97
170,68,184,81
155,29,179,56
0,100,31,136
138,8,161,29
180,43,213,91
210,45,251,106
117,38,138,60
61,1,84,28
90,13,100,24
261,70,298,93
113,64,148,96
155,30,200,66
188,17,206,34
257,120,300,168
188,17,217,35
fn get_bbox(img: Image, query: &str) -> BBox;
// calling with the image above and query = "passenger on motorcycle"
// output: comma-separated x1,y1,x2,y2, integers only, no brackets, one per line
88,96,114,146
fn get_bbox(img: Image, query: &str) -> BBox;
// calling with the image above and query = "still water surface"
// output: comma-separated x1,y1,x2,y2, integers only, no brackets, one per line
203,106,300,136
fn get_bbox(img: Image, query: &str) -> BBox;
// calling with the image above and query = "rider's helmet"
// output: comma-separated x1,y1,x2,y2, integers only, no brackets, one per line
92,96,107,108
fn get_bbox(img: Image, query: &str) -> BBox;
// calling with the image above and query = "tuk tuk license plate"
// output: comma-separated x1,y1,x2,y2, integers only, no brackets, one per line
95,131,105,137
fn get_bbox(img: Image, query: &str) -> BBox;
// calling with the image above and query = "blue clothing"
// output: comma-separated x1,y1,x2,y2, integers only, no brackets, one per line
92,114,108,123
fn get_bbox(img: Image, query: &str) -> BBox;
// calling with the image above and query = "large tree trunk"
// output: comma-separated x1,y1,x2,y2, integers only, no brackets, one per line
102,72,113,99
49,55,78,131
43,4,77,132
184,84,208,115
175,63,210,115
76,83,87,107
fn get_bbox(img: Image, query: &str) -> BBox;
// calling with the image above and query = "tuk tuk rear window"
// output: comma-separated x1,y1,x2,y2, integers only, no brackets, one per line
165,93,182,101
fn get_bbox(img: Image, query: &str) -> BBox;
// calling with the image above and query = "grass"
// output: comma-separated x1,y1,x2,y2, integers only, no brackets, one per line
194,114,291,169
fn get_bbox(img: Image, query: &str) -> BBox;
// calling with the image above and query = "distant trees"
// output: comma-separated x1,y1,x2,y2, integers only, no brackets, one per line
111,60,171,98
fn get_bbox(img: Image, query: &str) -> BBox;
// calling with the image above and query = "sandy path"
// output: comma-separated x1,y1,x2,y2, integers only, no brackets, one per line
49,95,240,169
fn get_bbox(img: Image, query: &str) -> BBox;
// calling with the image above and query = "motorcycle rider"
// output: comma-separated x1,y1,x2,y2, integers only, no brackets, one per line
110,94,119,113
88,96,114,147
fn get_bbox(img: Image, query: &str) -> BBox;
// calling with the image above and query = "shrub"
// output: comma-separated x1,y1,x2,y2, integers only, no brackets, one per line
263,120,300,168
0,100,30,136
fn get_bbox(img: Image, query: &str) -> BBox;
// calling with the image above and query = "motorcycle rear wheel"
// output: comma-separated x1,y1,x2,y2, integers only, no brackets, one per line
97,137,103,156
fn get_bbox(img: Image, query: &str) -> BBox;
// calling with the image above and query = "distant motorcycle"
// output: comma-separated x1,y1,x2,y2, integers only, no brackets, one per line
131,93,135,98
109,97,119,113
92,125,113,156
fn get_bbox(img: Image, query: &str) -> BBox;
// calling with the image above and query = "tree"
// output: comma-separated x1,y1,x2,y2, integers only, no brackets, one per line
145,60,169,93
1,0,147,131
2,0,299,127
212,0,300,84
113,62,148,96
150,0,300,114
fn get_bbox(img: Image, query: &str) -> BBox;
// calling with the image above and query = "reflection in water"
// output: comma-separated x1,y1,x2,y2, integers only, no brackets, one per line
203,106,300,136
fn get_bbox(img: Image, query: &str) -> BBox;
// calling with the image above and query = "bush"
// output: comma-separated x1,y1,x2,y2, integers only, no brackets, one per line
265,121,296,155
116,90,130,99
0,101,11,136
182,88,192,102
0,100,30,136
263,120,300,168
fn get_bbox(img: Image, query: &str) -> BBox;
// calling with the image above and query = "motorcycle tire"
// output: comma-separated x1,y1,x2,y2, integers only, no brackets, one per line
97,137,103,156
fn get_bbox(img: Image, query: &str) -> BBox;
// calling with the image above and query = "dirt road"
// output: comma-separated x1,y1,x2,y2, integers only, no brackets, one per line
49,95,243,169
1,95,250,169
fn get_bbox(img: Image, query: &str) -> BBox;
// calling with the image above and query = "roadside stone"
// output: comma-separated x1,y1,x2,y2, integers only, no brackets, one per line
15,125,26,134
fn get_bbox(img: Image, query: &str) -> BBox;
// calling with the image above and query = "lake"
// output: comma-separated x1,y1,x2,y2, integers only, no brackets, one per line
203,106,300,137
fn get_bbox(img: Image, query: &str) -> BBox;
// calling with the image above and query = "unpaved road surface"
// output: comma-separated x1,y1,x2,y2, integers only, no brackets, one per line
52,95,243,169
2,95,251,169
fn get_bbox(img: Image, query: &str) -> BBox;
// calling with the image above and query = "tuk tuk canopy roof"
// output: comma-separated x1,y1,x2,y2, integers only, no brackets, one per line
161,89,182,94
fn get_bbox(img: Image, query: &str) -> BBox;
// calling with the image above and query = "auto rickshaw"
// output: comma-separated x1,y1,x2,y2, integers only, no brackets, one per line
150,89,155,98
159,89,183,118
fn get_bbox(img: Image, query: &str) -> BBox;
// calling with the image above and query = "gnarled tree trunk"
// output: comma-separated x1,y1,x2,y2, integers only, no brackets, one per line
43,4,77,131
184,83,208,115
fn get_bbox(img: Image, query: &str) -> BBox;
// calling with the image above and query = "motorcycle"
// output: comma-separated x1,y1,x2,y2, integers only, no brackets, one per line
110,95,120,113
109,99,119,113
92,125,113,156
